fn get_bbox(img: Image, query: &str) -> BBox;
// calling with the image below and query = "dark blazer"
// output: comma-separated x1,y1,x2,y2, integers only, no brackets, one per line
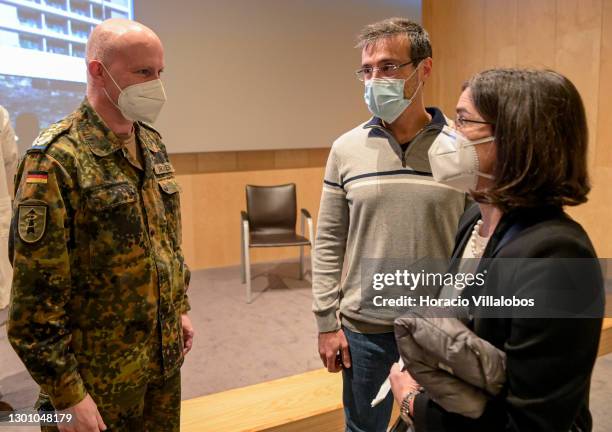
412,204,605,432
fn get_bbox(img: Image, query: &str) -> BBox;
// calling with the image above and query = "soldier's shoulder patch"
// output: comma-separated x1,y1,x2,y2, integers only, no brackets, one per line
28,119,73,154
26,171,48,184
18,200,48,244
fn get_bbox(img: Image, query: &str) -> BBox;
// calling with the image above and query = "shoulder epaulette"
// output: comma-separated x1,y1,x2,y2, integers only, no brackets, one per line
27,118,74,154
137,121,162,139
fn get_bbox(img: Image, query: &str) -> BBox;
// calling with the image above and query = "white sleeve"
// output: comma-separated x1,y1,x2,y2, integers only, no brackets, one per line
0,107,18,198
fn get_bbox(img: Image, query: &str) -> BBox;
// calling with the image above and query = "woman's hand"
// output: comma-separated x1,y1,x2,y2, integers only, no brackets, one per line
389,362,420,408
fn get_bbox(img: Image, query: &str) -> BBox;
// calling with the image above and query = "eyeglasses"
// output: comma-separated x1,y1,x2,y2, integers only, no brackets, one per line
455,116,494,128
355,60,419,81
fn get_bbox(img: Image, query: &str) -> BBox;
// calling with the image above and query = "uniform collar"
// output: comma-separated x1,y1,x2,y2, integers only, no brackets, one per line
135,122,160,153
78,99,162,156
79,98,126,157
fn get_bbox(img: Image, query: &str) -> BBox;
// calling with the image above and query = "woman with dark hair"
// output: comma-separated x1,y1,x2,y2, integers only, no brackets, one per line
389,69,605,431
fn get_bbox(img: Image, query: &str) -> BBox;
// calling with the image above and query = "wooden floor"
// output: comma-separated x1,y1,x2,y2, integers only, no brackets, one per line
181,320,612,432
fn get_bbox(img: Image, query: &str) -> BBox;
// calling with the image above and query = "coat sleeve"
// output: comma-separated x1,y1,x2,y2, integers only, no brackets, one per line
1,107,18,197
7,149,88,410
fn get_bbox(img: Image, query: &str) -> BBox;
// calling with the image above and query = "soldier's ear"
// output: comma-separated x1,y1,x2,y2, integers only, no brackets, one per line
87,60,105,86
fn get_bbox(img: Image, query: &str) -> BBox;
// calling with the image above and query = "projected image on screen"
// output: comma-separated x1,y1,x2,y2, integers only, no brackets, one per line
0,0,133,154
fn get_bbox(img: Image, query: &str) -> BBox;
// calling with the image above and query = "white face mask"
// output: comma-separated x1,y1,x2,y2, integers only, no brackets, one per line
428,125,495,192
101,62,167,124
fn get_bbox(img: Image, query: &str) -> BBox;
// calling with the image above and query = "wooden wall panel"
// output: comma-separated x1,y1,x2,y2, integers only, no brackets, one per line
422,0,438,108
423,0,612,258
170,147,330,270
566,168,612,257
596,0,612,168
197,152,238,173
484,0,518,67
177,166,325,270
554,0,605,249
424,0,487,115
516,0,557,67
555,0,602,167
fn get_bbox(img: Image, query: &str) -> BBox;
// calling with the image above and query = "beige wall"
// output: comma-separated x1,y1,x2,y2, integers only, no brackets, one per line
423,0,612,257
171,149,328,270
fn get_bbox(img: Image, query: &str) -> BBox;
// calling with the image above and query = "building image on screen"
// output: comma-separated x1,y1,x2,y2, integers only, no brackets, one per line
0,0,133,154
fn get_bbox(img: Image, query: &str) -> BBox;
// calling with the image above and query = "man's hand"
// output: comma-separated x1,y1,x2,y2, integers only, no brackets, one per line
181,314,194,355
389,362,420,407
58,394,106,432
318,329,351,373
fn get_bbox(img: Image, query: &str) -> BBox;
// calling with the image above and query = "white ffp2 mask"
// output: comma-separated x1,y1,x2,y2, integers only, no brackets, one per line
101,63,167,124
428,125,495,192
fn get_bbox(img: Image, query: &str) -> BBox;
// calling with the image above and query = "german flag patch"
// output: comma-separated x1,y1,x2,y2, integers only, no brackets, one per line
26,171,48,184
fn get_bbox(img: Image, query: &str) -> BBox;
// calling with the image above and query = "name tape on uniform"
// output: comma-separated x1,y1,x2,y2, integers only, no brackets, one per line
154,163,175,175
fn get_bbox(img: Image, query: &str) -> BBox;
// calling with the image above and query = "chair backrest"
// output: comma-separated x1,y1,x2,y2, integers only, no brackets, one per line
246,183,297,234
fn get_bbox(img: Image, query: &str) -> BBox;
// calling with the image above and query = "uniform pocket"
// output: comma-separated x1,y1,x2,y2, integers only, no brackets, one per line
83,182,146,268
158,177,181,195
158,177,182,249
86,182,137,210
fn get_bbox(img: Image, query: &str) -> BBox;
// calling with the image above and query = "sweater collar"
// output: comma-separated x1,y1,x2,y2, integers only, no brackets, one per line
363,106,448,130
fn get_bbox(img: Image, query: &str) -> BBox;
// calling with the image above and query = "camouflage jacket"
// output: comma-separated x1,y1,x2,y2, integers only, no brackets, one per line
7,99,190,410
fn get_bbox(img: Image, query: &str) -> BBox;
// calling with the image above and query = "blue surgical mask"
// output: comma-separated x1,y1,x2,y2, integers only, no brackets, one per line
363,65,422,123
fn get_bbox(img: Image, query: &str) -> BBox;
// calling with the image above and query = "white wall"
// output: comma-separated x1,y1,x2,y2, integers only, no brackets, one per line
136,0,421,153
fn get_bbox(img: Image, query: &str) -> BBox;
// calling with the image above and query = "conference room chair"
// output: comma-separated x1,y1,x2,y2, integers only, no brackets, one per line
240,183,314,303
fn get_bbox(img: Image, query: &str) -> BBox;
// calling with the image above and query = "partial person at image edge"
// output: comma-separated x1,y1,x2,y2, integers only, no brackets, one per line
0,105,18,312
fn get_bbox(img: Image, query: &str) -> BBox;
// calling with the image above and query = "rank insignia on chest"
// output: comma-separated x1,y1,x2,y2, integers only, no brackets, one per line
17,200,48,243
154,162,174,175
26,171,48,184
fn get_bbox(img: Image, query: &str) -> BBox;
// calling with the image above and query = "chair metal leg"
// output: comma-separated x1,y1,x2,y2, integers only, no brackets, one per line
245,249,252,303
299,245,304,280
309,247,314,281
300,209,315,280
240,220,246,284
242,223,252,303
241,213,252,303
300,213,306,280
307,215,314,281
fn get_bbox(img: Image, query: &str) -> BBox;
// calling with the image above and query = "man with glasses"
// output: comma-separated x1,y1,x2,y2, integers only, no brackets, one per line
312,18,467,431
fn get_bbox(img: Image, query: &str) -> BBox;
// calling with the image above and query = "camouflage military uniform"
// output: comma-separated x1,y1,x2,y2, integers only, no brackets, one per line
7,99,190,431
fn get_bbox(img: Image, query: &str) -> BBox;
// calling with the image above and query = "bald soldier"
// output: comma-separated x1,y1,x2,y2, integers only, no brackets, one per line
7,19,194,431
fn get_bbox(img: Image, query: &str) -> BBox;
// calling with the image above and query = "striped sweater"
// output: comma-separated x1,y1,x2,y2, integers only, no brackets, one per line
312,108,469,334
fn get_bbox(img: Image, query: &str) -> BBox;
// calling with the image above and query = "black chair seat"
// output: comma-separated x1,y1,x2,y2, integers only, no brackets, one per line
249,232,310,248
241,183,314,302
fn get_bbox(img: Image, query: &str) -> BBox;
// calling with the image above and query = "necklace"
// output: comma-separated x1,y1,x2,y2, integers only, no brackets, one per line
469,219,488,258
